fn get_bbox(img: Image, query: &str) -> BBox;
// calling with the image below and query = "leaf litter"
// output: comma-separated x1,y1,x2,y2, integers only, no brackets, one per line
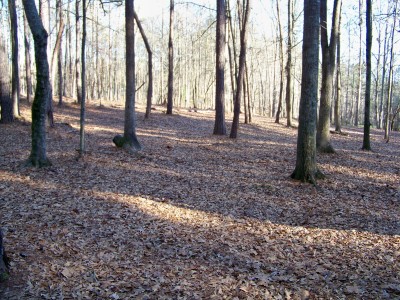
0,100,399,299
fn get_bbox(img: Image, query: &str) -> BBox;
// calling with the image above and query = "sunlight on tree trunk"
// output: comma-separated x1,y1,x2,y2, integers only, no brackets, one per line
23,0,51,167
291,0,324,184
362,0,372,150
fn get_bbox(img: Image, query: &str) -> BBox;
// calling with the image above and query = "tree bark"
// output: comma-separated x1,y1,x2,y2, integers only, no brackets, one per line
23,0,52,167
166,0,174,115
230,0,250,138
57,0,63,106
317,0,341,153
291,0,324,184
334,1,342,132
24,12,33,104
0,30,13,123
285,0,293,127
50,19,65,106
384,1,397,141
275,0,284,124
113,0,141,151
76,0,83,104
134,11,153,119
213,0,227,135
355,0,363,127
39,0,54,127
0,228,9,280
79,0,87,156
9,0,20,118
362,0,372,150
379,23,388,130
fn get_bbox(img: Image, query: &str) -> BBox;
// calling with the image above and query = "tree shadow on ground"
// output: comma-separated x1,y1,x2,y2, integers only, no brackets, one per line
0,176,398,299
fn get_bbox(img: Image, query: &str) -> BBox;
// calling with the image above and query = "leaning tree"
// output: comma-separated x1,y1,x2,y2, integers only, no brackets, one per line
23,0,52,167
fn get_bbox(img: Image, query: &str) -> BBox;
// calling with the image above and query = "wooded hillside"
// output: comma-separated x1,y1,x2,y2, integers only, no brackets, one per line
1,99,399,298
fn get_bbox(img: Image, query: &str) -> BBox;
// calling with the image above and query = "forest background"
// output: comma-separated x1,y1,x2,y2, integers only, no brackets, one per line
0,0,399,129
0,0,399,298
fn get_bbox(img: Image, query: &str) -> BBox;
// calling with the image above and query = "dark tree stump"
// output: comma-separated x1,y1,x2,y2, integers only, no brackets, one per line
0,228,9,281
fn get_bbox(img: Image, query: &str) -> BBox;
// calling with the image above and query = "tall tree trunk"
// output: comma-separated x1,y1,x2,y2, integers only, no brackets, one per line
379,23,389,130
23,0,51,167
373,18,381,128
227,0,238,102
291,0,323,184
317,0,341,153
9,0,20,117
166,0,174,115
245,62,252,123
134,11,153,119
39,0,54,127
79,0,87,156
113,0,141,151
362,0,372,150
285,0,293,127
355,0,363,127
76,0,82,104
57,0,63,106
230,0,250,138
243,75,248,124
275,0,284,124
24,12,33,104
0,30,13,123
334,2,342,132
384,7,396,141
213,0,227,135
50,19,64,107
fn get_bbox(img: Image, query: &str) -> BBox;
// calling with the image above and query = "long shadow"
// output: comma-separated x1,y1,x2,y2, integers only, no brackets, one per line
2,103,399,237
0,176,398,298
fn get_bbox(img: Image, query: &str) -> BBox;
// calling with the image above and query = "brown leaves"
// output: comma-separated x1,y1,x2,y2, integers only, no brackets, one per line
0,101,399,299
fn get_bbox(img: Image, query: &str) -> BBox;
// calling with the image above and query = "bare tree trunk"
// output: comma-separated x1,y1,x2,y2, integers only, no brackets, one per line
9,0,20,117
379,23,389,130
227,0,238,103
362,0,372,150
373,18,382,128
79,0,87,156
334,2,342,132
285,0,293,127
355,0,363,127
23,0,51,167
230,0,250,138
134,11,153,119
384,1,397,141
39,0,54,127
385,21,396,140
113,0,141,151
246,62,252,123
24,12,33,104
316,0,341,153
291,0,323,183
275,0,284,124
76,0,82,104
213,0,227,135
243,75,248,124
50,19,65,106
0,29,13,123
57,0,63,106
166,0,174,115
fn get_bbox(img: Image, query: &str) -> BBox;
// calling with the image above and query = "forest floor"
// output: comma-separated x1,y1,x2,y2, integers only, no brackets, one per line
0,99,399,299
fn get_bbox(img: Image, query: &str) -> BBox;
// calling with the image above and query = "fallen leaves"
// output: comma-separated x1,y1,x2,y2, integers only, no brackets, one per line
0,100,399,299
